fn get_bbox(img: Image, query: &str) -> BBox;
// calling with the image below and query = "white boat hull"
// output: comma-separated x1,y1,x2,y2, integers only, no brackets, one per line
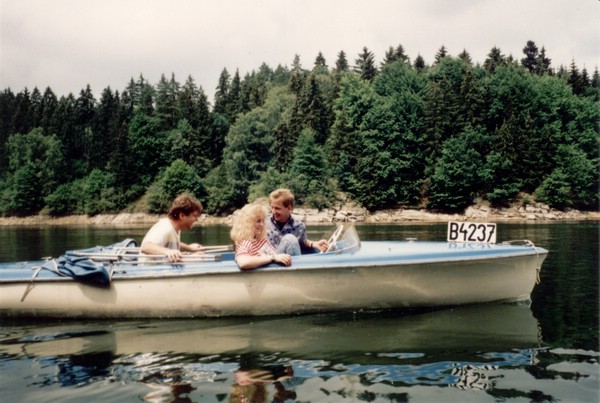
0,240,547,318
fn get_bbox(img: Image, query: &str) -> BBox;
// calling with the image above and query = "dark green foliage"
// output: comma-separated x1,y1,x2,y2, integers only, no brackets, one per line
45,169,116,215
483,46,506,73
127,110,166,187
9,162,45,215
534,169,572,209
535,144,598,209
0,43,597,217
354,47,378,81
207,87,293,212
428,128,488,210
146,159,205,214
287,129,335,209
521,40,539,73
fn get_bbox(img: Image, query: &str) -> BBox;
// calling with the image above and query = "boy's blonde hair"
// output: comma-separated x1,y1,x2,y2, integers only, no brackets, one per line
230,203,268,242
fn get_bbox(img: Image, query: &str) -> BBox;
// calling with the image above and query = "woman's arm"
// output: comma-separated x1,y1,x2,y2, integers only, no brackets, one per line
236,253,292,270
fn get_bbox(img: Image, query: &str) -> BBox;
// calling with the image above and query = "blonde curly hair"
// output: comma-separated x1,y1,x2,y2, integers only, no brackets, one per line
230,203,269,243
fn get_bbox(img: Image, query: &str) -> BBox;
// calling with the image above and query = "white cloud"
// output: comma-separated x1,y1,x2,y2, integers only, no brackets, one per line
1,0,598,99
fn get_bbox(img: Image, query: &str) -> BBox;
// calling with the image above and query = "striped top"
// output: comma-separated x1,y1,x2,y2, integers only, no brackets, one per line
235,238,276,258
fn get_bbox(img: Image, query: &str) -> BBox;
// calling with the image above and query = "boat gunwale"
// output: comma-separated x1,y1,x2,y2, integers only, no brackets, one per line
0,245,548,285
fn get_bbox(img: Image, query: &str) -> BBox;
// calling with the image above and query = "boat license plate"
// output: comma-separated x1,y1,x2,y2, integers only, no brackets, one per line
447,222,497,244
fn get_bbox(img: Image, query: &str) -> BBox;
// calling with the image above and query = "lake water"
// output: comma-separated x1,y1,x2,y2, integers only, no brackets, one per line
0,222,598,402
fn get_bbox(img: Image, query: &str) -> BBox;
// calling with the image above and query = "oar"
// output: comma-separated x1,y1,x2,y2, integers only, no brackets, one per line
73,252,222,262
112,244,234,253
117,255,223,264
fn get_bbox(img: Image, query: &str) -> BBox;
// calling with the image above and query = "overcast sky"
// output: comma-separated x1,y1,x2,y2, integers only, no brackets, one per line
1,0,598,101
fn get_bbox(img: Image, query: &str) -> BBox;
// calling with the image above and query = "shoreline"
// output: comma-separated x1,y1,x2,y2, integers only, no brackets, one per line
0,204,598,226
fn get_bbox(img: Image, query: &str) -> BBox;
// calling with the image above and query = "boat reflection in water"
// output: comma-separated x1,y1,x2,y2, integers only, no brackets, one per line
0,303,541,402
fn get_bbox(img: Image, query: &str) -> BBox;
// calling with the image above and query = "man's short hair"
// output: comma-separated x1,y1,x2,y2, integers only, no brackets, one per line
269,188,295,208
168,193,203,219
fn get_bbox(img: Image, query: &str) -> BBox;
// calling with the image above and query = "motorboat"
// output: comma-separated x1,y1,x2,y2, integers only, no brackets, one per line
0,224,548,318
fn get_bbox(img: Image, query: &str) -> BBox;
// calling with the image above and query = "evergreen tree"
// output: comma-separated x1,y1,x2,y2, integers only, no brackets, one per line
457,49,472,65
383,44,410,66
423,57,472,168
136,75,155,115
0,89,16,173
568,60,586,95
413,54,426,71
334,50,349,72
10,162,44,215
287,128,335,208
288,54,306,96
521,40,539,72
6,128,66,203
74,85,97,172
354,47,377,81
298,73,330,144
383,46,398,65
155,73,180,130
11,88,33,135
213,68,231,116
30,87,43,127
434,46,448,63
327,74,375,193
39,87,59,136
54,94,78,177
227,69,243,120
314,52,328,71
483,46,505,73
428,128,490,210
94,87,121,170
127,110,165,187
535,46,552,75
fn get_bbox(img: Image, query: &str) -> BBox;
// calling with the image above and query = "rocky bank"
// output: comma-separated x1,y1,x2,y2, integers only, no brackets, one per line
0,201,597,226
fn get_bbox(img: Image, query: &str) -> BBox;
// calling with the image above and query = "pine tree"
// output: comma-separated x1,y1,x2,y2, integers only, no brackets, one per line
0,89,16,173
458,49,472,65
535,46,552,75
413,54,426,71
288,55,306,96
11,88,33,135
314,52,327,70
354,47,377,81
334,50,349,72
568,60,585,95
39,87,59,136
521,40,539,72
227,69,242,121
155,73,180,130
299,73,329,144
213,68,231,116
483,46,505,73
94,87,120,169
434,46,448,63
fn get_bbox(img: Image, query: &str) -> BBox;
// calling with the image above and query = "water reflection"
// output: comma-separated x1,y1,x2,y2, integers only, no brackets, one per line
1,303,541,401
1,222,597,401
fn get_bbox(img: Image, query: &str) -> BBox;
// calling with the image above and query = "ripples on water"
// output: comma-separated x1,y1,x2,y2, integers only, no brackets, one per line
0,222,598,402
1,305,598,402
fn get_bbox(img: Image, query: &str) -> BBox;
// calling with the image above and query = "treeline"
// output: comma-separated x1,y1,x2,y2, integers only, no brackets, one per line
0,40,598,217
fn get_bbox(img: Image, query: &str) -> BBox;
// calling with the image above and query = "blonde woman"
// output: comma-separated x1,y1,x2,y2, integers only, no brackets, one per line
230,203,292,270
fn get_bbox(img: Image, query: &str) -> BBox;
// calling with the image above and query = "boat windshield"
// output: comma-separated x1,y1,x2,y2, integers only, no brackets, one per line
324,224,361,254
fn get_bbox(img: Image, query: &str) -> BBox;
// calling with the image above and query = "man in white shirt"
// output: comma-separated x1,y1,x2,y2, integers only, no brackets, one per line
141,193,204,262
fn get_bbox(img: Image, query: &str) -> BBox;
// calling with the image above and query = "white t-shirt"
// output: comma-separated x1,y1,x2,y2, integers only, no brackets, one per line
141,218,180,251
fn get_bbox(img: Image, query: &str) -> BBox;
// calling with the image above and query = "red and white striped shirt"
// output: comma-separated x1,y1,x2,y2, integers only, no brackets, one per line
235,238,276,258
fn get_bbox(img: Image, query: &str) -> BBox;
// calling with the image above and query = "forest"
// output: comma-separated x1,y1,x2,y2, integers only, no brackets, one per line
0,40,598,217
